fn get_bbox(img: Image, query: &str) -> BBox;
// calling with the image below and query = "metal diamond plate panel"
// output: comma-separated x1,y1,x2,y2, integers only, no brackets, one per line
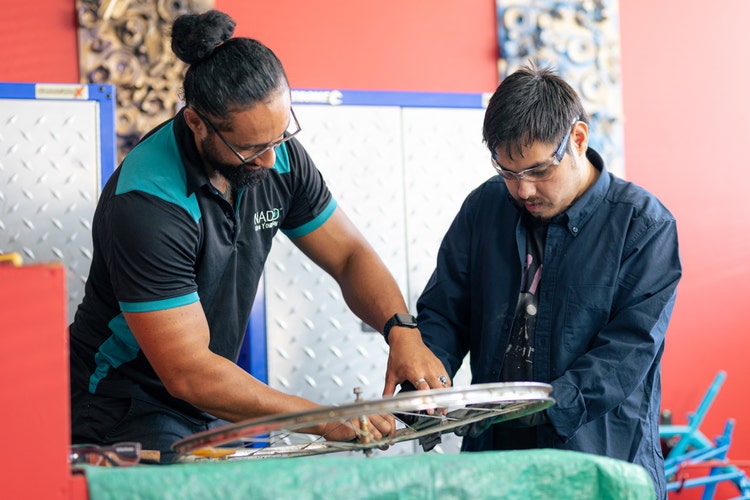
0,98,100,322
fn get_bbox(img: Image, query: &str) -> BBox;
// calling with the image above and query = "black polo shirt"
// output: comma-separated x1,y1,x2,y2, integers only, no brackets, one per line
69,109,335,414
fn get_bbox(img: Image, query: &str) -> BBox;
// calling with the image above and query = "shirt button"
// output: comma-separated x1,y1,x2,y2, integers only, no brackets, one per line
572,226,578,233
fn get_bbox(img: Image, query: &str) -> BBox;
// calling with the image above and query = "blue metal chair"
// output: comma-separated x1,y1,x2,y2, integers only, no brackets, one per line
660,371,750,499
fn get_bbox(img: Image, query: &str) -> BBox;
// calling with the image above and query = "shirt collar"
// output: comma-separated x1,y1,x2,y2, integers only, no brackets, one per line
173,108,212,197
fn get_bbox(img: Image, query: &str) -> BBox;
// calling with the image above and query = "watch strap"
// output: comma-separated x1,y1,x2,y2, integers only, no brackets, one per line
383,313,418,345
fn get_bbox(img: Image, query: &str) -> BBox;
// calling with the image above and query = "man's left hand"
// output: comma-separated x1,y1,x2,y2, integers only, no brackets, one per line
382,328,451,398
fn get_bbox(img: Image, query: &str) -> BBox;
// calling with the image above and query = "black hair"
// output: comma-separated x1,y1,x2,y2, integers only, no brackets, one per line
171,10,289,121
483,61,589,160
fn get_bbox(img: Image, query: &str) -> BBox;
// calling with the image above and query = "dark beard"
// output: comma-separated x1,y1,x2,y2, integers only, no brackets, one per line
200,136,269,189
212,159,269,189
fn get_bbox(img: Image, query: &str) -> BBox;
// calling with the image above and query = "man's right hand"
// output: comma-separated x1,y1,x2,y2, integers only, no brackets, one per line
320,412,396,444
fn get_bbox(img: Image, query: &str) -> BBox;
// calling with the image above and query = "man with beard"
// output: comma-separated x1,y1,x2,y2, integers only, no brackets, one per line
409,63,681,498
68,9,447,462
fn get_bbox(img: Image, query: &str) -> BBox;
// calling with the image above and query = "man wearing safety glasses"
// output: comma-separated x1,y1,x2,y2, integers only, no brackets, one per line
406,63,681,499
68,10,447,462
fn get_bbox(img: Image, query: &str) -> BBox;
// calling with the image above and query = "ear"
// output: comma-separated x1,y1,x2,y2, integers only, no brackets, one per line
570,120,589,155
183,107,206,137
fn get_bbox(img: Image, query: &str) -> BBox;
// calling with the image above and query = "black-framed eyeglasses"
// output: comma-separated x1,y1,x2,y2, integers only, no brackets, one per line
491,115,580,182
70,442,142,467
195,108,301,165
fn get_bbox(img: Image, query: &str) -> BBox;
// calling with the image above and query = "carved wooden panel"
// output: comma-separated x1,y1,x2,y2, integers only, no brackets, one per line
76,0,214,164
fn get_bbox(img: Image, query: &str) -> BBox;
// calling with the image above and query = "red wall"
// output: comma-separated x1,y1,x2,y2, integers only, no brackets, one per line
223,2,500,92
620,0,750,468
0,3,79,83
2,0,749,485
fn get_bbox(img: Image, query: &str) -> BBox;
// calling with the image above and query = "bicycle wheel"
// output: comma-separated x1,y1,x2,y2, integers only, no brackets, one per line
172,382,554,460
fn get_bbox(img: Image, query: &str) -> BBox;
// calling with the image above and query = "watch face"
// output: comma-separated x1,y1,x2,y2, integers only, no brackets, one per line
395,313,418,327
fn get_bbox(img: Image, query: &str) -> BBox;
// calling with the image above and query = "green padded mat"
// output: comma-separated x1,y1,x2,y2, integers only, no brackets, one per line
82,448,655,499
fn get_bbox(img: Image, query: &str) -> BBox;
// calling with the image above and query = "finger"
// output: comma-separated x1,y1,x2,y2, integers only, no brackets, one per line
361,414,389,441
419,374,450,390
364,415,394,442
382,378,397,397
373,413,396,437
355,416,375,443
436,373,451,388
322,420,356,442
411,378,436,415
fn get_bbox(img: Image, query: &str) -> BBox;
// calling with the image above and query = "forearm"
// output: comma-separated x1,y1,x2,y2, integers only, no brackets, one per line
126,306,329,433
336,245,409,334
168,351,321,423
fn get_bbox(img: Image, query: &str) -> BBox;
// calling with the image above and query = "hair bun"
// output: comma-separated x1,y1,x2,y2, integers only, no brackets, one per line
171,10,236,64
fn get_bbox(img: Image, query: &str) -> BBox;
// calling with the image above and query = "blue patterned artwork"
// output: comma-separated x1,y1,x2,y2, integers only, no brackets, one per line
496,1,624,177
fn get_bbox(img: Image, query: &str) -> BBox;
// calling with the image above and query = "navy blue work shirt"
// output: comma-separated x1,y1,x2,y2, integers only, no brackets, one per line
416,149,681,499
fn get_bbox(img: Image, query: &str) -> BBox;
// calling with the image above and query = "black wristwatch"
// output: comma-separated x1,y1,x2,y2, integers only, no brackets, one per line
383,313,418,345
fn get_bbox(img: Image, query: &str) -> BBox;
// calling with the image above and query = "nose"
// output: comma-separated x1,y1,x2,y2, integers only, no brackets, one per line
253,147,277,169
515,178,536,200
